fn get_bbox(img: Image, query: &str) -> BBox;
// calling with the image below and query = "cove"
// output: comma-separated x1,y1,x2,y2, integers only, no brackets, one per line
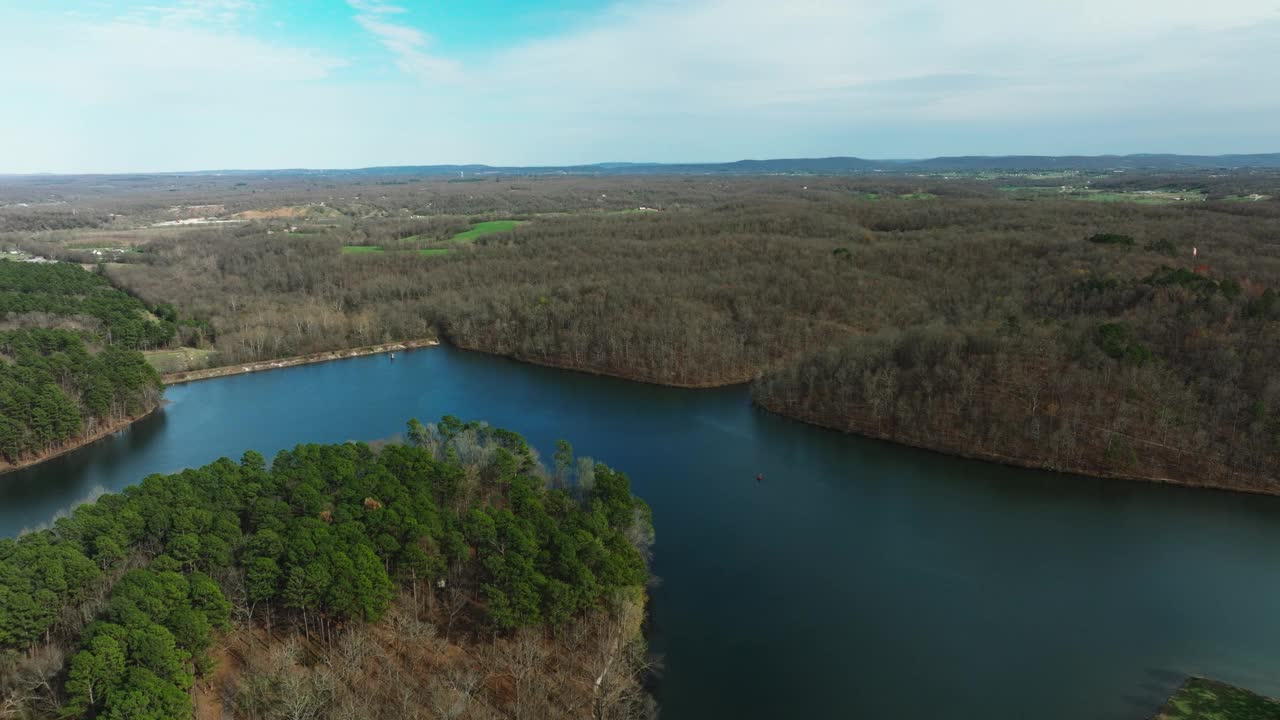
3,345,1279,719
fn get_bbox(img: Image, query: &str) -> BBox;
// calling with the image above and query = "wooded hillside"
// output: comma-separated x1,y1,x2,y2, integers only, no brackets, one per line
0,262,167,468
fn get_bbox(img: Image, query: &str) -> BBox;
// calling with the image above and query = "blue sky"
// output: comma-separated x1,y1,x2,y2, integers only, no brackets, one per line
0,0,1277,173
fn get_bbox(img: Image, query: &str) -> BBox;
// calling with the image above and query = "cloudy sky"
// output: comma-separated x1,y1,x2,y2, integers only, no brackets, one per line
1,0,1277,172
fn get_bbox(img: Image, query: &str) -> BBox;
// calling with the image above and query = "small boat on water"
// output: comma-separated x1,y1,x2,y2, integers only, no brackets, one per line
756,473,764,482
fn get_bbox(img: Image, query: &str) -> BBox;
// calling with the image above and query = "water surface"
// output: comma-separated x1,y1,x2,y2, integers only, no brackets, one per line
3,345,1279,718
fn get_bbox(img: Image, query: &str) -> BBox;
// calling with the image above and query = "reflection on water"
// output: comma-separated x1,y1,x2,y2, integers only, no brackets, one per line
1,409,169,534
2,345,1279,720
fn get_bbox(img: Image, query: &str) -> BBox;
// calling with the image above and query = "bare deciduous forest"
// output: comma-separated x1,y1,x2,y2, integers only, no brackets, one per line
3,172,1278,494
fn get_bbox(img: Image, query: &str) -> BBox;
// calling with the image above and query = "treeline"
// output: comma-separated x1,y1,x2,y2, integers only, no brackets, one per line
0,262,175,350
0,419,654,719
0,329,161,465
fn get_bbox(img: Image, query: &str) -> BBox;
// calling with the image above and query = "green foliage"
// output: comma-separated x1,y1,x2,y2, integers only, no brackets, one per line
1144,266,1222,296
0,262,166,465
0,262,175,349
1155,677,1280,720
1094,322,1153,365
0,331,162,463
1246,288,1278,319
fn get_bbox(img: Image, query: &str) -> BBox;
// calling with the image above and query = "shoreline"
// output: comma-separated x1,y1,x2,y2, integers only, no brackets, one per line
750,395,1280,499
0,340,438,476
0,404,162,476
162,338,439,385
448,341,756,389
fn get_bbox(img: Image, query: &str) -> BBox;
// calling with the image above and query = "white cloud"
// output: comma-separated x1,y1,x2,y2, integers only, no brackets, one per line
348,1,460,81
468,0,1280,120
132,0,259,26
346,0,405,14
0,4,356,172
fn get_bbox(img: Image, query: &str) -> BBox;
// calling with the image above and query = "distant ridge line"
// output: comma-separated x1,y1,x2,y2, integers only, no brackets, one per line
6,153,1280,177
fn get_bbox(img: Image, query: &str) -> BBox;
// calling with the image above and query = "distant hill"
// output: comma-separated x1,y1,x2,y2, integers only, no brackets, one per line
900,154,1280,171
234,153,1280,176
6,154,1280,179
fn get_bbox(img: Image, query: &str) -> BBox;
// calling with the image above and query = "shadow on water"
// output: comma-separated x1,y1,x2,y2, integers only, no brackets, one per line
1121,668,1191,717
0,409,169,534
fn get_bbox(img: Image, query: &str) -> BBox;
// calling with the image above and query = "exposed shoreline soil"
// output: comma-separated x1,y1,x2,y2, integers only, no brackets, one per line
0,404,162,476
162,338,439,385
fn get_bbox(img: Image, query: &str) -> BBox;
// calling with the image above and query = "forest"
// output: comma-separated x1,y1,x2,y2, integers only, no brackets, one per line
0,263,175,350
2,172,1279,491
0,262,167,468
0,418,655,719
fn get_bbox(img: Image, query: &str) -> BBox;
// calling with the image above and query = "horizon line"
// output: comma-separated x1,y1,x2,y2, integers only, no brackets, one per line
3,151,1280,177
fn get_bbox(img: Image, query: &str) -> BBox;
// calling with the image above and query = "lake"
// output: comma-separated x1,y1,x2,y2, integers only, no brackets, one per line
3,345,1279,718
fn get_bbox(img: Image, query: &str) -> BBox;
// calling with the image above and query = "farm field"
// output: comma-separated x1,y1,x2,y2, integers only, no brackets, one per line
450,219,522,241
343,219,521,255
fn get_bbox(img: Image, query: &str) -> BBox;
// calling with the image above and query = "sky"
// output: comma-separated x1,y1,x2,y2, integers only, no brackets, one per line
0,0,1277,173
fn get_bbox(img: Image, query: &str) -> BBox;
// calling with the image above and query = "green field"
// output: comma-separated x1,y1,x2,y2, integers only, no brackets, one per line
144,347,217,374
450,220,521,242
1083,190,1206,204
899,192,937,200
1155,678,1280,720
343,221,519,256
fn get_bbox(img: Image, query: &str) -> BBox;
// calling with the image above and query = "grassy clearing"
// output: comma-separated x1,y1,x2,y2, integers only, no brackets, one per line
419,248,451,256
144,347,217,374
1224,194,1272,202
998,187,1207,204
1083,190,1205,204
450,220,521,242
342,245,384,254
899,192,937,200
